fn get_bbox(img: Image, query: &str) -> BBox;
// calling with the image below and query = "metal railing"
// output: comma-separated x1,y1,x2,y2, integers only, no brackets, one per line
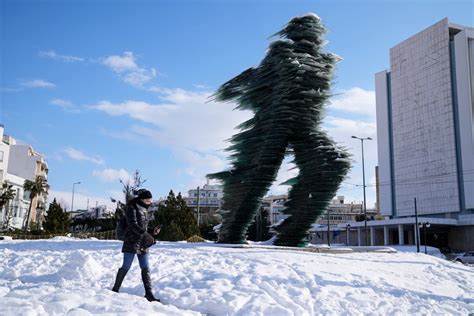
8,230,117,240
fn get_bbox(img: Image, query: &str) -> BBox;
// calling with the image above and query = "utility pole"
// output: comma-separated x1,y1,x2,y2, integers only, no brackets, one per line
414,198,420,253
327,207,331,247
71,181,81,213
352,136,372,245
196,186,201,226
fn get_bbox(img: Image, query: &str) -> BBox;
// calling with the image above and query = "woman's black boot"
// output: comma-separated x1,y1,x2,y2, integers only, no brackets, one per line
112,268,128,292
141,268,160,302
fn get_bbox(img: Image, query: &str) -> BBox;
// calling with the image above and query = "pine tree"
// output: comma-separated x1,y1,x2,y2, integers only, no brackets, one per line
43,198,70,233
152,190,200,241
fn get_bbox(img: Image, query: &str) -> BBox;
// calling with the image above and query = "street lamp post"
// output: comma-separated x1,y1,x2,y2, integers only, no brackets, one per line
346,223,351,246
419,221,431,254
196,186,201,226
327,206,331,247
352,136,372,246
71,182,81,213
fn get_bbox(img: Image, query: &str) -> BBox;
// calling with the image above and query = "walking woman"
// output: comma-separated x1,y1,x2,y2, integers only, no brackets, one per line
112,189,161,302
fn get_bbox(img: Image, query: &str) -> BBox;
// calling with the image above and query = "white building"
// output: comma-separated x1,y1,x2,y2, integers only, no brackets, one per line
374,18,474,251
0,125,48,230
184,183,223,224
73,205,114,220
262,195,288,225
315,196,378,226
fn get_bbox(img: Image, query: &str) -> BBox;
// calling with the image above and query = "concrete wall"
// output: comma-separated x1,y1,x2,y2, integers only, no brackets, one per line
389,18,460,216
0,126,10,183
7,145,37,181
453,30,474,210
375,71,394,217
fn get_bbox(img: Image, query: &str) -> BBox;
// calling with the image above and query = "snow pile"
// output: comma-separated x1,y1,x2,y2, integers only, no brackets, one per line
0,239,473,315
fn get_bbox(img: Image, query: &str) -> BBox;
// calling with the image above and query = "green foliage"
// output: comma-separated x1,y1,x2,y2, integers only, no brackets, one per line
71,216,116,232
199,217,220,241
0,181,16,230
43,199,70,233
152,190,200,241
0,182,16,208
23,176,48,230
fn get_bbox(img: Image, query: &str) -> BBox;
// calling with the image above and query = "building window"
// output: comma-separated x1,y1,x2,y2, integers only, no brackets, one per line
0,150,3,162
214,193,217,197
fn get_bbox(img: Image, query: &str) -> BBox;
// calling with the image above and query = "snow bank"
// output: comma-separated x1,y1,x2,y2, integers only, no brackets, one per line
0,239,473,315
390,245,446,259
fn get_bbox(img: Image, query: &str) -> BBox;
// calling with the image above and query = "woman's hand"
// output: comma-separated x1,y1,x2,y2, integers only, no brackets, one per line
153,225,161,235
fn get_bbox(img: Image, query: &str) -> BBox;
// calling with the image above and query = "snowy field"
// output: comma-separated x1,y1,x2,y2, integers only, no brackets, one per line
0,238,473,316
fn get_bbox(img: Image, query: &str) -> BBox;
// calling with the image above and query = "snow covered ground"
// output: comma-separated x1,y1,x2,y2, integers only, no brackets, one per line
0,238,473,315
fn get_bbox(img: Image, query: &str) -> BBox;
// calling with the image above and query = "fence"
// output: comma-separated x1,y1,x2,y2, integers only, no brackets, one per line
8,230,117,240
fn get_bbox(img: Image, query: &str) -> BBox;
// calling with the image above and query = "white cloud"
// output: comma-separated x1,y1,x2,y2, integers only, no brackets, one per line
64,147,104,165
193,84,211,90
100,128,142,143
50,99,80,112
324,116,376,139
92,168,131,183
21,79,56,88
330,87,376,117
102,52,156,87
48,190,114,212
174,148,228,189
0,87,22,93
90,88,251,151
39,50,84,63
90,100,177,124
103,51,138,72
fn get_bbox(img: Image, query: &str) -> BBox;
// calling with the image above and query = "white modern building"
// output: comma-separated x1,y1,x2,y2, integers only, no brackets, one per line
185,183,223,224
0,125,48,230
374,18,474,251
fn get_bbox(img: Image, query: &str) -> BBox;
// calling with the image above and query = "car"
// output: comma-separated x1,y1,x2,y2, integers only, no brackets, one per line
0,236,13,241
454,252,474,264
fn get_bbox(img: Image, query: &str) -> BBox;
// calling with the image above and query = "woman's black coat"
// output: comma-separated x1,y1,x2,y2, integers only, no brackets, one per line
122,198,155,254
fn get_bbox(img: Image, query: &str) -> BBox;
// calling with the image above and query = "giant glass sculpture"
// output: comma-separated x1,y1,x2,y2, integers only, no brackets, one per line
208,14,351,247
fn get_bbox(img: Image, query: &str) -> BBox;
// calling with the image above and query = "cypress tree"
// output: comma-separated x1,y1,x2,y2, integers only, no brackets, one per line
44,198,70,233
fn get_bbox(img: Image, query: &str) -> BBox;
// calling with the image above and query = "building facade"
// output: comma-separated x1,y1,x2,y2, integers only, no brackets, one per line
315,196,378,226
373,18,474,251
262,195,288,225
0,126,49,230
74,205,115,220
184,183,223,224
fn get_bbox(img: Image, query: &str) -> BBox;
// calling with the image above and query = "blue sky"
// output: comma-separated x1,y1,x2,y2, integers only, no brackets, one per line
1,0,473,210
